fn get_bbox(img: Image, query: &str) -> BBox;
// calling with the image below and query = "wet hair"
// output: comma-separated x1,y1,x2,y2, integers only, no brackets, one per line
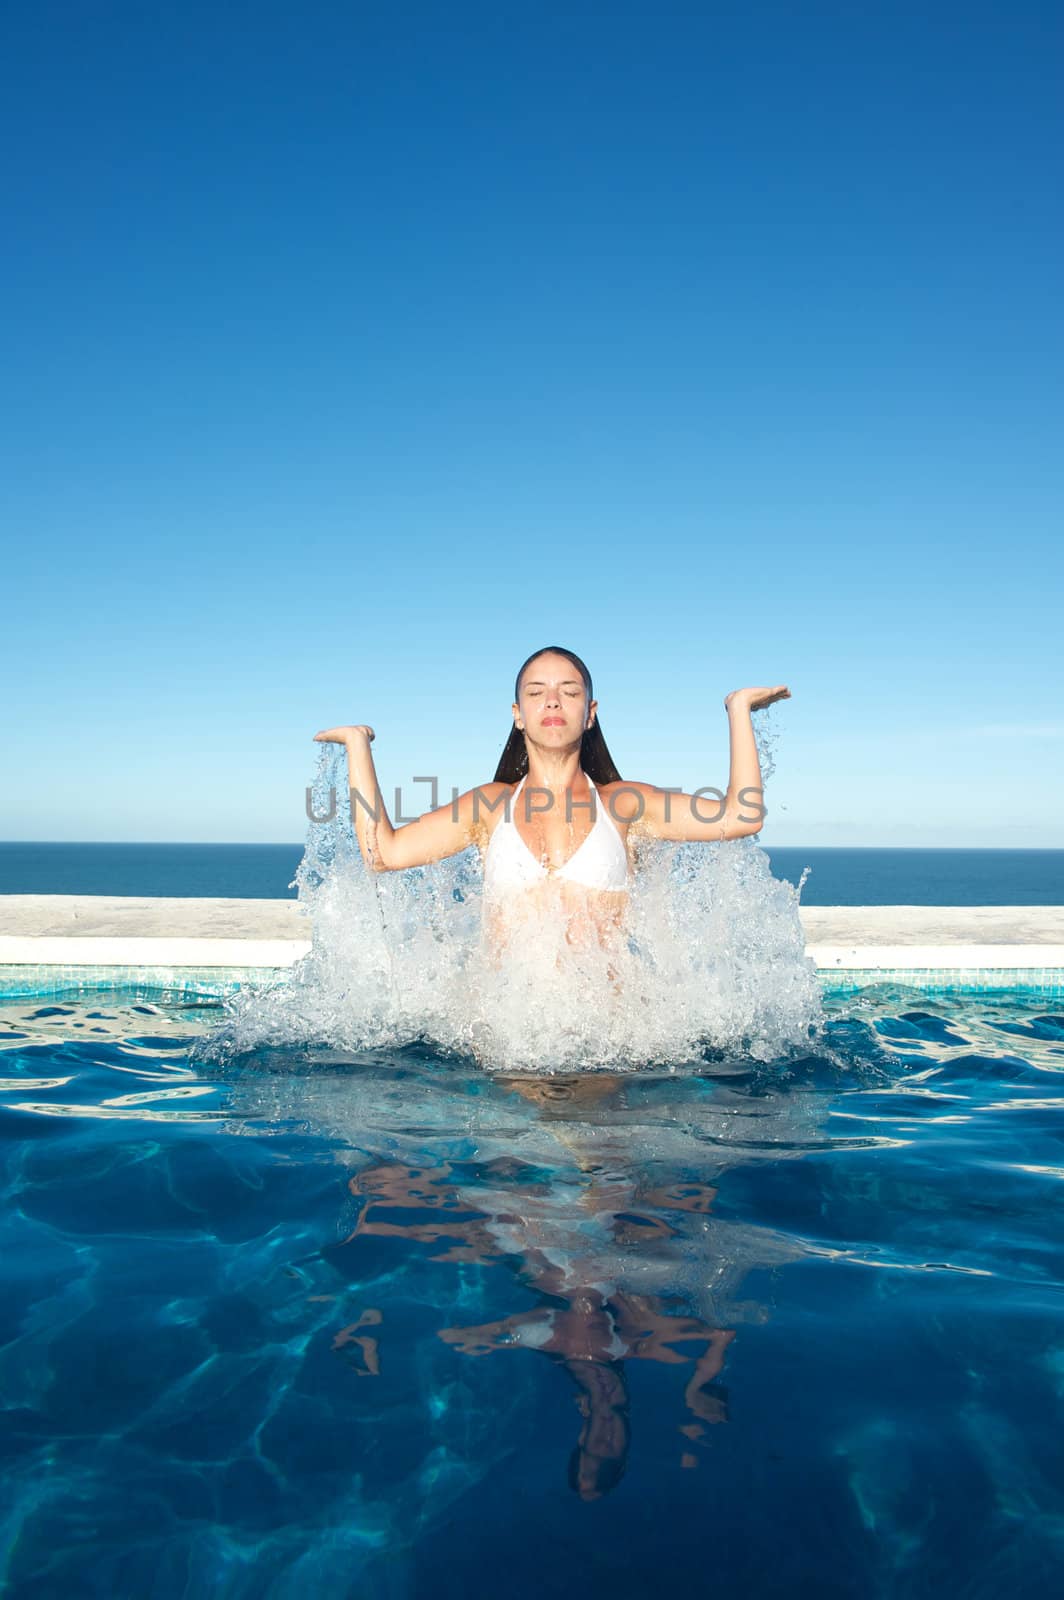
564,1357,631,1498
567,1444,628,1497
493,645,623,785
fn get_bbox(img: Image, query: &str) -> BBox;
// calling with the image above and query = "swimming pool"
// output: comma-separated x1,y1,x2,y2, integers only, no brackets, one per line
1,981,1061,1597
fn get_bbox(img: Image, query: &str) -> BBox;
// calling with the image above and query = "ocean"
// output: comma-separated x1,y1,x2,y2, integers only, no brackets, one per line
0,842,1062,904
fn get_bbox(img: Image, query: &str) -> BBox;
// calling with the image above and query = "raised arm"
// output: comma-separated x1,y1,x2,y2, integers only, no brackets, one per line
611,685,790,843
313,724,506,872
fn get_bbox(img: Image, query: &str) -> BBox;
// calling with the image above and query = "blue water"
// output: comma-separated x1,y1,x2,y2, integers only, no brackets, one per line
2,842,1063,904
1,985,1062,1597
0,842,305,899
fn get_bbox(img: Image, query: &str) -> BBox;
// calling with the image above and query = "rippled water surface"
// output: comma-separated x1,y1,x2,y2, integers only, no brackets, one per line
1,985,1062,1598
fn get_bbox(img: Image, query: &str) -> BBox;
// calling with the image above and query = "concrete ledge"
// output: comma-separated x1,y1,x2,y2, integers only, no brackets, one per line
0,936,312,968
800,906,1064,944
0,899,1062,980
0,896,308,939
2,897,1063,942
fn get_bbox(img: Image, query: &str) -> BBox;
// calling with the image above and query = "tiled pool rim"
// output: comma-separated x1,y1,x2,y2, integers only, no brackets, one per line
2,964,1063,1002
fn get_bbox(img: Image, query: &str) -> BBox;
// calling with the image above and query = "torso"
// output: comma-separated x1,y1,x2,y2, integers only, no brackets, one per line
480,775,632,946
483,775,630,886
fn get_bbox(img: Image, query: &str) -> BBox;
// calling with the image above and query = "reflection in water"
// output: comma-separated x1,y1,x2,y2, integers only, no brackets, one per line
311,1067,825,1497
346,1155,737,1496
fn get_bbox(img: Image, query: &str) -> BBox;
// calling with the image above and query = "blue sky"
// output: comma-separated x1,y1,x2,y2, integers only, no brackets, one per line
3,1,1061,845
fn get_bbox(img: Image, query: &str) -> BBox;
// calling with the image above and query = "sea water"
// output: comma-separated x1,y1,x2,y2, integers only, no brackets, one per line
3,842,1062,908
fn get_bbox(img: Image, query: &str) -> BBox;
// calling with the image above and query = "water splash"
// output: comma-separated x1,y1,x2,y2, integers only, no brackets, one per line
194,748,823,1074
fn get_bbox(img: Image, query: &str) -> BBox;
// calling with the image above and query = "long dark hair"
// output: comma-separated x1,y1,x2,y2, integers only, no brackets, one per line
493,645,623,785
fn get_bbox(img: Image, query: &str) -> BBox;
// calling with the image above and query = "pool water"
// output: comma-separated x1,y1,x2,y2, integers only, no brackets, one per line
1,986,1062,1598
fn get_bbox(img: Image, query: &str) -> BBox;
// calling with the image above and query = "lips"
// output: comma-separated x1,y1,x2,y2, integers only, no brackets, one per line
542,717,565,727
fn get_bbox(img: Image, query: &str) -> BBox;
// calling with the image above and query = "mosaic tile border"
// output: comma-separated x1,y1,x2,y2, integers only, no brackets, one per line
0,962,1062,1002
0,965,277,1002
818,966,1064,998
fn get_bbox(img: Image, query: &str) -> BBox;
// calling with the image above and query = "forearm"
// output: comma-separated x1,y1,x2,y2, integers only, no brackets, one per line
725,702,765,830
344,736,396,870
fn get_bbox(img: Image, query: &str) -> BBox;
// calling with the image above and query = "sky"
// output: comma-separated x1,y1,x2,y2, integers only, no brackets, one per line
2,0,1061,846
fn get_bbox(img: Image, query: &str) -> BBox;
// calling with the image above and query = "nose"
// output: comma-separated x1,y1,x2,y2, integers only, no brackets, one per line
544,685,562,708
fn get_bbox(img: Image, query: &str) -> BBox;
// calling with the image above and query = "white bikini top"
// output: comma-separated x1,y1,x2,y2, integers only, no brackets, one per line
483,775,629,897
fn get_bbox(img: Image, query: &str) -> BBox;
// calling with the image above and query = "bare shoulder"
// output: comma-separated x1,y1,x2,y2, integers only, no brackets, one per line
597,780,660,828
453,780,514,850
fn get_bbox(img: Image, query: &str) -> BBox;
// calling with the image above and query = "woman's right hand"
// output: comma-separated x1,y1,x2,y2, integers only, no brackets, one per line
313,724,375,745
724,686,790,714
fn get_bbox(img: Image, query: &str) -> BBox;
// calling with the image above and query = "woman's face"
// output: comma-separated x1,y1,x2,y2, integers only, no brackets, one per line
513,652,596,748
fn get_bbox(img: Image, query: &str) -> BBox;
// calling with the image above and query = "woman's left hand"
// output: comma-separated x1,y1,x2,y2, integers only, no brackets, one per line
725,686,791,713
313,724,376,745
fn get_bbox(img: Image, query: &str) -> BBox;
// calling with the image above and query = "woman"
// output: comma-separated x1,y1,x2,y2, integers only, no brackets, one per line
314,645,789,946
